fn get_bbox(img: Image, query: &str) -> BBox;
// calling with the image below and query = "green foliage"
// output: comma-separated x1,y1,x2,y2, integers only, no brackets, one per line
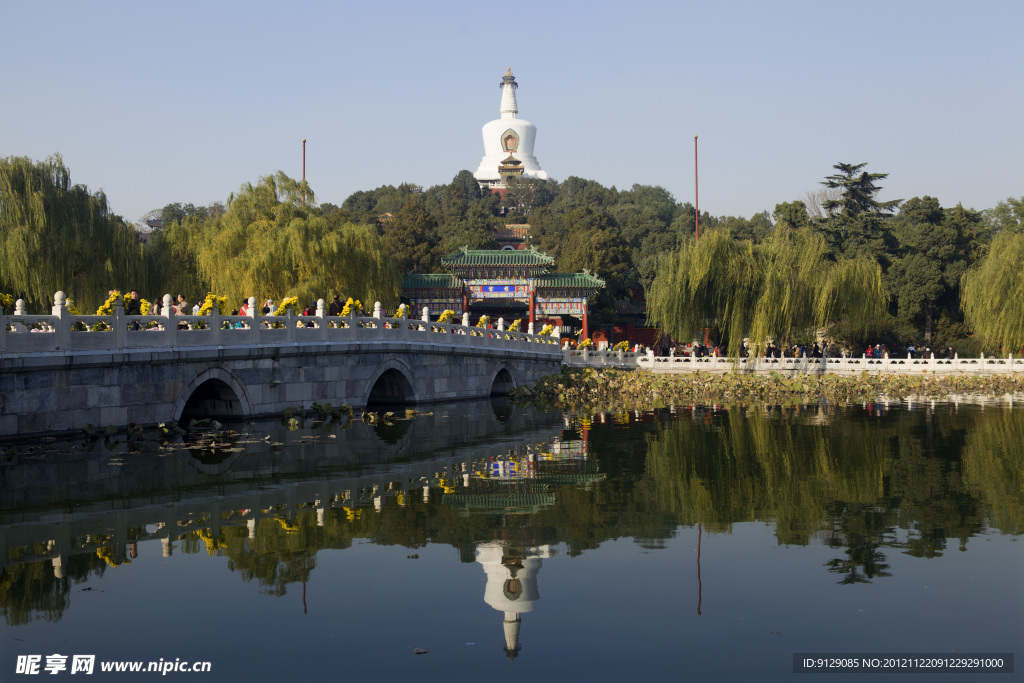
145,213,210,301
886,196,977,343
646,227,886,355
503,176,557,214
961,229,1024,352
192,172,399,308
822,162,901,219
772,201,810,231
0,154,146,311
382,197,441,274
981,196,1023,236
817,162,900,265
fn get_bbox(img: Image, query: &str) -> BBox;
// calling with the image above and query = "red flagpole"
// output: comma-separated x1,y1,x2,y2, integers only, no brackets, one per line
302,138,306,182
694,135,699,243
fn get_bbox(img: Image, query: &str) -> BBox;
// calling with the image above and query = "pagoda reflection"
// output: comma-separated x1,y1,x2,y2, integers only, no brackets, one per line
441,433,596,661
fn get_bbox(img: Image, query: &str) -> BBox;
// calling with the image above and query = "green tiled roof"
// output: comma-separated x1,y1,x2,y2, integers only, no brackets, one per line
441,247,555,268
535,272,606,289
402,273,463,289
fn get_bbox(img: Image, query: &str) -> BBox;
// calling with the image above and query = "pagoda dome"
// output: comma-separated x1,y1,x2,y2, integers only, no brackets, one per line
474,69,548,187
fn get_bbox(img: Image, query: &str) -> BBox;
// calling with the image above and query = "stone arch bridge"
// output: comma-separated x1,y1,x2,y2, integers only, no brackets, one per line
0,294,564,437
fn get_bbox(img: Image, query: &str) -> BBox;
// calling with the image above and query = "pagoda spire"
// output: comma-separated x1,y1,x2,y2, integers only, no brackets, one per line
500,68,518,120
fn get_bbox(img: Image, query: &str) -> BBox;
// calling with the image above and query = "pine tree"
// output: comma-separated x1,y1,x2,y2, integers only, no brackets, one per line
818,162,901,266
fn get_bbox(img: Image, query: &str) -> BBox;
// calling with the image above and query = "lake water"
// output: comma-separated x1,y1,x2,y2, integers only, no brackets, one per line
1,399,1021,682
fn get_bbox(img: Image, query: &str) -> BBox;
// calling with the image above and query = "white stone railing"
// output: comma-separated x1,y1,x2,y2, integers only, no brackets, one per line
562,347,644,369
0,293,563,356
635,353,1024,375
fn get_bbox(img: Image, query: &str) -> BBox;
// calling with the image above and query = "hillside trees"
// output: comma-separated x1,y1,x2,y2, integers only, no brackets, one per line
503,176,558,214
982,196,1023,237
381,197,442,274
0,154,146,311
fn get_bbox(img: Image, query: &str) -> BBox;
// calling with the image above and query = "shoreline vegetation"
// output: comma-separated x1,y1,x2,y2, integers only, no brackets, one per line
511,368,1024,410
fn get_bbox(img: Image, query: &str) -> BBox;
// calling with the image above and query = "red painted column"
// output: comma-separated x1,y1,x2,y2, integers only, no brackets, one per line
529,287,536,327
581,299,589,341
461,289,468,315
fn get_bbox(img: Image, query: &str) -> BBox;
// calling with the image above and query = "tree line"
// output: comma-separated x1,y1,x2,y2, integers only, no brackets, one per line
1,154,1021,352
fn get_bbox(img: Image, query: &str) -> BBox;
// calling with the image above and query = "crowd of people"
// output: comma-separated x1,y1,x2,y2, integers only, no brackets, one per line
642,339,959,360
94,293,959,359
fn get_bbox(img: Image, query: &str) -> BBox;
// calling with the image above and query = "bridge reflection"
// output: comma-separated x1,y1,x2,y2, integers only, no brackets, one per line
0,399,600,643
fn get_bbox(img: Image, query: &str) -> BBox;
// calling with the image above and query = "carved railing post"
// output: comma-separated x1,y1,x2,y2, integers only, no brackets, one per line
316,299,326,339
286,308,296,342
53,292,71,349
114,299,127,348
210,301,221,344
420,306,429,332
369,301,381,331
497,317,505,332
7,298,28,334
161,294,176,345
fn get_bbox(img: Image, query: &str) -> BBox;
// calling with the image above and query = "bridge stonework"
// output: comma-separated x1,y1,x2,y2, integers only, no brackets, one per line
0,296,563,437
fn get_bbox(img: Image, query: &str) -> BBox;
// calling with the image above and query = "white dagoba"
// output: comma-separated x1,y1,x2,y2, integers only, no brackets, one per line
476,541,551,661
474,69,548,190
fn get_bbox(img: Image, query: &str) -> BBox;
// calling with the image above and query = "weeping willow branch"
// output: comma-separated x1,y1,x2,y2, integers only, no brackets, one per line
193,172,400,308
0,154,146,311
646,227,886,356
961,230,1024,352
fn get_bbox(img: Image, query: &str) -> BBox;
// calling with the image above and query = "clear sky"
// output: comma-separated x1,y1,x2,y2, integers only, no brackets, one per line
3,0,1021,225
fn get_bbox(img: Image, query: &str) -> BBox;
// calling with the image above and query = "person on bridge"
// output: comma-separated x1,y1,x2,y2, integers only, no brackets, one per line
126,290,141,316
328,295,342,316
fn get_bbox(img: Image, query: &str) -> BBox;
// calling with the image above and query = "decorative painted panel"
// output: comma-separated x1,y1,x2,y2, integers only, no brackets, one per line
535,297,587,315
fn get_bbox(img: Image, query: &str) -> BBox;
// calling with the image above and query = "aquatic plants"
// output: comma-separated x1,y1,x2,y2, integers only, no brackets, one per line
513,368,1024,411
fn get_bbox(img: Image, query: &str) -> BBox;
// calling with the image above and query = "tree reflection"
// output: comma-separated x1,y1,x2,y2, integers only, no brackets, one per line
3,403,1022,624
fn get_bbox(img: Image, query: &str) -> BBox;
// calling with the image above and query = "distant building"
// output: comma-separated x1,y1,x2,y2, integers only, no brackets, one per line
474,69,548,192
402,247,603,340
494,224,530,250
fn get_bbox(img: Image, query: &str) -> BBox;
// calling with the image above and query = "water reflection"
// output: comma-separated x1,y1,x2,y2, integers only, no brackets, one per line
2,399,1022,663
477,542,549,661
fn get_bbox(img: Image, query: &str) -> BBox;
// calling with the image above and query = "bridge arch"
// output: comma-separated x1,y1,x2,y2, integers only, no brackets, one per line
174,367,253,423
364,357,419,406
489,361,518,396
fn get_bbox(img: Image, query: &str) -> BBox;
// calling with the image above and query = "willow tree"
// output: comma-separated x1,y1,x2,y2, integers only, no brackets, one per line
0,154,146,311
646,227,885,356
194,172,400,308
961,230,1024,352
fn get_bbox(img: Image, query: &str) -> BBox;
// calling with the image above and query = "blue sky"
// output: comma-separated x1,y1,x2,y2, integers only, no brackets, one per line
3,0,1021,224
